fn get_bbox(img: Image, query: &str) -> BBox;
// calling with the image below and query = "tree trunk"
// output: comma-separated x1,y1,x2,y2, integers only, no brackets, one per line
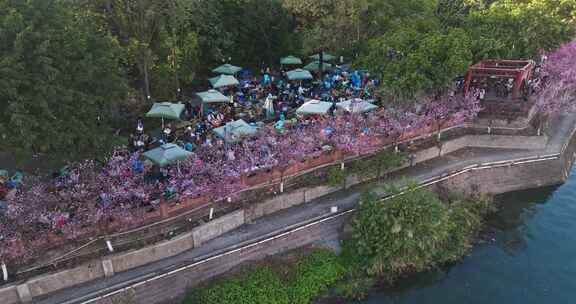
142,54,151,101
319,50,324,77
172,46,180,99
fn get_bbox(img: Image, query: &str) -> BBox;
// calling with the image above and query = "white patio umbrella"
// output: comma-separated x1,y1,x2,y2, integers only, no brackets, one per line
336,99,379,113
296,100,333,115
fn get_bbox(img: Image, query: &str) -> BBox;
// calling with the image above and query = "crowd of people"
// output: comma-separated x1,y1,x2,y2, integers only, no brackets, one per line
128,65,379,154
0,170,22,215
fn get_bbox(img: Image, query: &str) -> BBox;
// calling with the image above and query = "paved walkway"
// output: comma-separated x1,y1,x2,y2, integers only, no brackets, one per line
36,114,576,304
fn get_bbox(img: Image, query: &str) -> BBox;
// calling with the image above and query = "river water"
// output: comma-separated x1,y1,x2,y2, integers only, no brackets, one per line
358,168,576,304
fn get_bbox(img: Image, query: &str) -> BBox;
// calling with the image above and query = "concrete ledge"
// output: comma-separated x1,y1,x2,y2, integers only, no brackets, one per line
246,191,305,222
111,233,194,274
455,135,547,150
16,284,31,303
304,185,340,202
0,285,21,304
192,210,245,247
102,259,114,278
413,135,547,165
26,261,104,299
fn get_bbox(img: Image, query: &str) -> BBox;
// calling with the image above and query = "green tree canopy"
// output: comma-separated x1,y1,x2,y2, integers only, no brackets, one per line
359,27,472,101
87,0,200,100
0,0,126,156
348,187,491,281
466,0,576,60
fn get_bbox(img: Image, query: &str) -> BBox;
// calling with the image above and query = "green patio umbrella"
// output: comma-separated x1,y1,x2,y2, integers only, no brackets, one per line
280,55,303,65
209,75,240,88
212,63,242,75
146,102,185,129
286,68,313,81
212,119,258,143
0,169,9,187
309,52,336,62
143,143,191,169
196,89,230,118
196,89,229,103
303,61,333,72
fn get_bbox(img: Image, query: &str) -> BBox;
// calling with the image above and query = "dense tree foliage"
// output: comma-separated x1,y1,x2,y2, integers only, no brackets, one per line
347,187,493,281
0,0,126,156
466,0,576,59
355,0,576,101
85,0,200,100
1,0,574,155
359,27,472,101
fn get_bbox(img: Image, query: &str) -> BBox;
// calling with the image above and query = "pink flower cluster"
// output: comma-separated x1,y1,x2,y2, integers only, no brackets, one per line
537,40,576,114
0,93,483,264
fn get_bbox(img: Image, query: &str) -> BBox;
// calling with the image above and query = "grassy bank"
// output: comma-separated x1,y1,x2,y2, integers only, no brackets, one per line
181,186,495,304
182,249,345,304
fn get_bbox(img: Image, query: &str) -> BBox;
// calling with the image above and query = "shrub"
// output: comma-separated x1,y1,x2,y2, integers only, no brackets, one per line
183,249,345,304
326,167,347,187
352,150,407,180
183,267,289,304
347,185,491,281
288,249,346,304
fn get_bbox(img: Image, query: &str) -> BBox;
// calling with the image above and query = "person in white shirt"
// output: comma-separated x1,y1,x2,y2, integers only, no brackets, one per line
136,118,144,133
298,86,305,96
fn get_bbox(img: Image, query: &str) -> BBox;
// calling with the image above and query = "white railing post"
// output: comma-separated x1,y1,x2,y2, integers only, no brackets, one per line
1,263,7,282
106,240,114,253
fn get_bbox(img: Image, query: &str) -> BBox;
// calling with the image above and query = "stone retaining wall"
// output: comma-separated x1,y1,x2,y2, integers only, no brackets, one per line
0,286,19,304
111,233,194,274
26,261,104,299
106,212,352,304
191,210,245,247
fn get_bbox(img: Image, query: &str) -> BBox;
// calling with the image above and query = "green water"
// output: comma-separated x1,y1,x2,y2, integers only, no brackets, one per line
358,169,576,304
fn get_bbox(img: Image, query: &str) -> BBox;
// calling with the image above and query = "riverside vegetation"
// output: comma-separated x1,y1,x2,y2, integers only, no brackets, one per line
182,185,495,303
